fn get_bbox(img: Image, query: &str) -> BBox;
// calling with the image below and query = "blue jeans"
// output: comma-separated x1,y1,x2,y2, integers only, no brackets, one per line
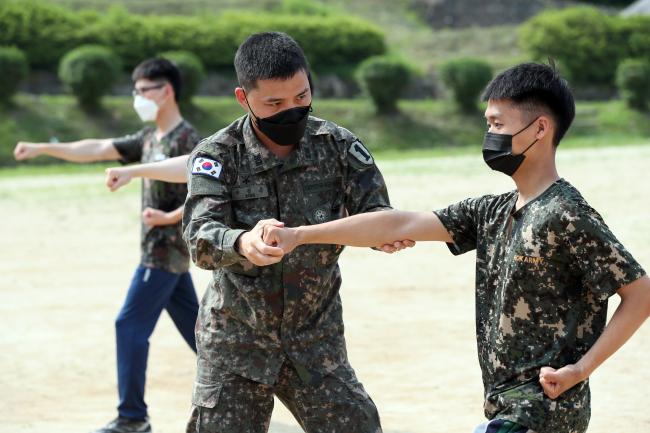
115,265,198,420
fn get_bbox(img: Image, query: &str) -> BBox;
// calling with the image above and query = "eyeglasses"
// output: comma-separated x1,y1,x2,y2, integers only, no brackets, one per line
132,83,165,97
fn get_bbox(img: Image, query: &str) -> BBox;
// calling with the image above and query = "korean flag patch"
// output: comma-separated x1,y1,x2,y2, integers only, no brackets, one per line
192,157,223,179
349,140,373,165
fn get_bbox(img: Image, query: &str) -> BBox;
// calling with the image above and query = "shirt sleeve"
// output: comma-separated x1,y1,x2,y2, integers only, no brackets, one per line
566,205,646,301
343,138,392,215
112,128,148,164
434,196,487,256
182,145,248,270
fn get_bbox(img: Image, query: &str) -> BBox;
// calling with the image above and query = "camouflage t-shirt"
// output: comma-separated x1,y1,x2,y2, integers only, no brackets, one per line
434,179,645,433
113,120,199,273
183,115,391,385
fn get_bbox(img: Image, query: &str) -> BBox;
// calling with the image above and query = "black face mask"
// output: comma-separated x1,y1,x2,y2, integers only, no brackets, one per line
482,117,540,176
246,98,312,146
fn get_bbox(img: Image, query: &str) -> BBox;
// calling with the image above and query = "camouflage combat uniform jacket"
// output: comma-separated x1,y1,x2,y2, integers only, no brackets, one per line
182,115,391,385
435,179,645,433
113,120,199,274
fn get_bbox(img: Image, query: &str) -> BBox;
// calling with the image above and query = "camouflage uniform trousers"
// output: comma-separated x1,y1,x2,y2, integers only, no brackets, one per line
186,358,382,433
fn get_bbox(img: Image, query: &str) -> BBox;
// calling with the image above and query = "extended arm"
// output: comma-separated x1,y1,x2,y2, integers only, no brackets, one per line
14,139,120,163
105,155,190,191
265,210,453,252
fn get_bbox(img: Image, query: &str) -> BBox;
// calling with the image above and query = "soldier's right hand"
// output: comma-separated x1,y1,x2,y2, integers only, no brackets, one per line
14,142,41,161
237,219,286,266
105,167,133,192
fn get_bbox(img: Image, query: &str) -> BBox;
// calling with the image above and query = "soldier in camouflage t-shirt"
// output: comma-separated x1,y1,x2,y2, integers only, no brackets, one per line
104,63,201,433
263,63,650,433
14,58,201,433
113,119,197,274
434,179,645,433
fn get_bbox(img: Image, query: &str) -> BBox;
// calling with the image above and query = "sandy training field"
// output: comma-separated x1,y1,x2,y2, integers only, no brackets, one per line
1,145,649,433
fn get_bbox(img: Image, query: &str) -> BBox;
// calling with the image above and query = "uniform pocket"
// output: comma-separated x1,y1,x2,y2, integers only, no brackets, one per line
191,381,223,409
231,182,273,229
303,201,344,266
304,203,336,225
301,178,341,225
189,380,225,432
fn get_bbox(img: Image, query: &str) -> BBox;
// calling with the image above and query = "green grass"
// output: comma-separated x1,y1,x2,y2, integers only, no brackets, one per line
2,94,649,174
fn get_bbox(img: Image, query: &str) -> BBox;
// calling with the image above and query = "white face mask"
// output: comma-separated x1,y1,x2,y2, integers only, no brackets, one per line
133,94,159,122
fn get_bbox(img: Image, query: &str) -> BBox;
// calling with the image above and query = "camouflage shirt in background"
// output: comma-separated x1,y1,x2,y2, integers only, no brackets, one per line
435,178,645,433
113,120,199,274
182,115,391,386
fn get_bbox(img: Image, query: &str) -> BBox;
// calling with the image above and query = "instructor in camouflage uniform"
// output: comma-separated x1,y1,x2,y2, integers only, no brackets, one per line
182,32,407,433
263,63,650,433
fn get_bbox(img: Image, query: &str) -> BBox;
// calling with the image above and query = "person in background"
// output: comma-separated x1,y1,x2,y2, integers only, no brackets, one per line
14,57,201,433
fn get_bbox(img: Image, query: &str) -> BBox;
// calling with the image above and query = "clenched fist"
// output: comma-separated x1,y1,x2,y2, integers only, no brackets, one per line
539,364,586,400
14,142,42,161
105,167,133,192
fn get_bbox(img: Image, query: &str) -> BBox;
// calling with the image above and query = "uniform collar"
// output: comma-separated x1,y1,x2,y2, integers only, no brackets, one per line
242,115,317,174
511,178,565,218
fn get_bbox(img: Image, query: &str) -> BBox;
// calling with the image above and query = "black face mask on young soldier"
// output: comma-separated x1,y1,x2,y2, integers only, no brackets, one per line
482,117,540,176
246,98,312,146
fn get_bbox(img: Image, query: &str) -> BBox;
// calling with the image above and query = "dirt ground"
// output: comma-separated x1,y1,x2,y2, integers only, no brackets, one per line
1,145,649,433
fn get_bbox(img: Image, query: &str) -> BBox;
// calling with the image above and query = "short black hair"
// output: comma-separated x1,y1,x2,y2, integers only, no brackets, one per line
234,32,310,91
482,63,575,146
132,57,181,102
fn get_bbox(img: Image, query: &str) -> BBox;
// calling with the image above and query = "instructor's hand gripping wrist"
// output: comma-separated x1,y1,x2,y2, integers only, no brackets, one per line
237,219,286,266
262,225,301,254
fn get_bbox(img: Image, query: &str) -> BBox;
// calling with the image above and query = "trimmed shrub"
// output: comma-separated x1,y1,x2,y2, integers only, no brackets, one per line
0,2,385,74
159,51,205,104
83,9,201,72
58,45,121,110
576,0,634,5
0,0,86,69
277,0,332,16
439,58,492,113
519,7,624,87
619,16,650,63
357,56,414,114
204,12,386,73
616,59,650,111
0,46,29,103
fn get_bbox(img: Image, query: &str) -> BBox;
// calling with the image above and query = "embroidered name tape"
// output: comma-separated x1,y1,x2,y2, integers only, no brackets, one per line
192,157,223,179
